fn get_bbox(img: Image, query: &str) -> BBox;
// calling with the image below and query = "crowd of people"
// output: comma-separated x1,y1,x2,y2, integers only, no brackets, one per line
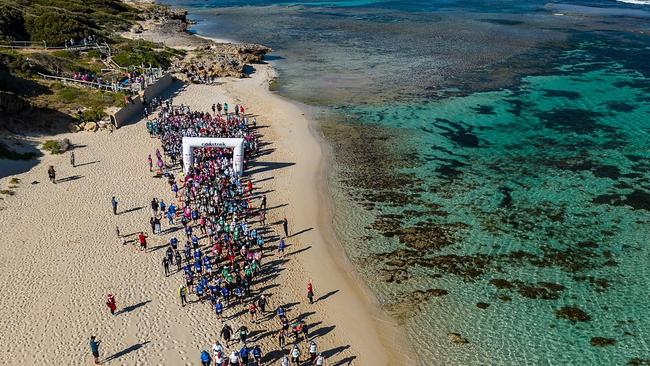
94,100,329,365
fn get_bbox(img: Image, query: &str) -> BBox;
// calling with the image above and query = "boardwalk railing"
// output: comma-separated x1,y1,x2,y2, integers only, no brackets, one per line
38,69,167,93
37,73,129,92
0,40,103,51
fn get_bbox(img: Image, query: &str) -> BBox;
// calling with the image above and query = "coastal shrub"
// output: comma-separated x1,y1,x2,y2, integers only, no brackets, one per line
112,40,175,68
41,139,70,154
0,3,28,41
0,189,15,195
24,11,93,45
82,107,106,122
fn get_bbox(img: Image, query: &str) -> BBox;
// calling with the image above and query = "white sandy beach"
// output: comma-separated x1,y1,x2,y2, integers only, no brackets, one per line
0,63,409,365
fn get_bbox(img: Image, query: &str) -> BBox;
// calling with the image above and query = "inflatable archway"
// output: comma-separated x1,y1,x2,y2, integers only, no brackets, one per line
182,137,245,175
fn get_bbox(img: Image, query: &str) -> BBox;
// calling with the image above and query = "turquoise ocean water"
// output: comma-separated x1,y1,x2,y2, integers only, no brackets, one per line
161,0,650,364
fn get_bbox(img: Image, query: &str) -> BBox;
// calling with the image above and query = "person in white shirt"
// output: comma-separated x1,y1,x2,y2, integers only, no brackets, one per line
229,351,239,366
281,355,290,366
291,345,301,365
314,353,326,366
309,341,317,362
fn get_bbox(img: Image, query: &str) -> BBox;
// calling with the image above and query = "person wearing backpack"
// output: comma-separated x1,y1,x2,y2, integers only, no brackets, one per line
200,350,212,366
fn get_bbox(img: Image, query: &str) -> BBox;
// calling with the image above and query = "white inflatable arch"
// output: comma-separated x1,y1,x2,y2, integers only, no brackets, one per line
182,137,245,175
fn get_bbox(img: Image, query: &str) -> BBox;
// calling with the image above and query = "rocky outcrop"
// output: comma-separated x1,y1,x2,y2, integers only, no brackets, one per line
175,43,271,80
447,332,469,344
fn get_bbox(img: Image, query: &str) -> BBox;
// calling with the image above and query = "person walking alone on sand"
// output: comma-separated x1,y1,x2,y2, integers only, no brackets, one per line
105,294,117,315
179,284,188,307
282,217,289,237
138,232,147,251
307,281,314,304
47,165,56,184
70,151,75,167
111,196,118,215
89,336,100,364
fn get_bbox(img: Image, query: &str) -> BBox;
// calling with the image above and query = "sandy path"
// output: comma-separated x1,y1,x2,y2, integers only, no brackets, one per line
0,64,405,365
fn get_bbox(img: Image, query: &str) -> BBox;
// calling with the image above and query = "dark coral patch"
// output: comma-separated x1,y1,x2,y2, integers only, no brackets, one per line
556,305,591,323
476,302,490,309
433,118,481,148
590,337,616,347
536,108,609,134
542,89,581,100
472,104,496,115
606,101,636,113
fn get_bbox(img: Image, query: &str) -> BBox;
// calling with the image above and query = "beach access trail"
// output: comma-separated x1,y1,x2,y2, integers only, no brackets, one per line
0,64,403,365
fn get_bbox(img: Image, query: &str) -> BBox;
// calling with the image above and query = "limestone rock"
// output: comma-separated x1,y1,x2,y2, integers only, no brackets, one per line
448,332,469,344
67,123,80,133
84,122,97,132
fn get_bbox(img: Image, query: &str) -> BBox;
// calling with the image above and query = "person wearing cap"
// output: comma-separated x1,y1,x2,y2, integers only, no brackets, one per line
89,336,100,364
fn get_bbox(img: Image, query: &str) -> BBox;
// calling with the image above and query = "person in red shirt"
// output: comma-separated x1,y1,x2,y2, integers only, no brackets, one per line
307,281,314,304
106,294,117,315
138,232,147,251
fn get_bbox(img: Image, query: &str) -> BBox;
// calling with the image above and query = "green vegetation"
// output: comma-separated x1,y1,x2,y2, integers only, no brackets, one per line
41,138,69,154
0,189,15,195
112,40,183,68
9,177,20,184
0,0,138,44
0,1,184,130
82,107,106,122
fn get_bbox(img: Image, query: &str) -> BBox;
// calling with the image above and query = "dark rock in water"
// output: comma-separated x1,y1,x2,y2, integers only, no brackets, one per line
433,118,481,148
590,337,616,347
556,305,591,323
479,18,524,26
542,89,581,100
447,332,469,344
573,276,609,292
497,295,511,302
536,108,610,134
592,165,621,179
489,278,514,289
472,104,496,115
593,190,650,211
396,223,456,251
429,289,449,296
577,241,598,248
476,302,490,309
628,358,650,366
606,101,636,113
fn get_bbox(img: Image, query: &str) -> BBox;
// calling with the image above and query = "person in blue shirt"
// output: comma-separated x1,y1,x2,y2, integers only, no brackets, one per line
166,210,175,225
277,239,286,257
252,345,262,366
276,306,286,318
196,283,205,302
170,237,178,251
239,346,250,365
89,336,100,365
159,199,166,213
215,299,224,319
220,286,230,306
200,350,212,366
